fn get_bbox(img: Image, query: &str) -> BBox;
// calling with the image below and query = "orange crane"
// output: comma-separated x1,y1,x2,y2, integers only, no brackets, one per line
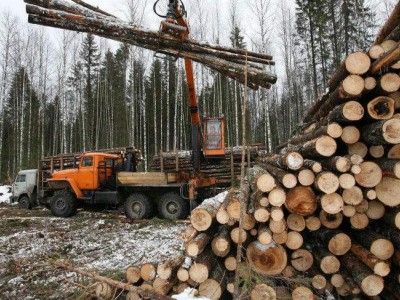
154,0,226,172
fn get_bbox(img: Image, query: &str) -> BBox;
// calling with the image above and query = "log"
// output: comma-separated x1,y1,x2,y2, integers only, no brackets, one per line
246,241,287,275
339,173,356,189
342,186,363,205
292,286,314,300
362,118,400,145
370,221,400,249
366,200,385,220
211,228,231,257
320,156,351,173
285,231,303,250
198,264,226,300
287,213,306,232
190,191,227,231
187,233,212,257
51,261,173,300
269,219,287,234
328,52,371,93
312,246,341,274
330,274,344,288
253,198,270,223
313,228,351,256
319,211,343,229
303,159,322,173
373,0,400,44
96,282,113,299
350,212,369,229
369,44,385,59
348,142,368,158
314,171,339,194
153,278,175,296
341,253,384,296
376,158,400,178
343,205,356,217
379,73,400,93
262,164,297,188
285,186,317,216
272,230,288,244
314,75,366,121
230,227,247,244
364,76,377,91
226,183,250,221
388,144,400,158
290,135,337,158
290,248,314,272
188,250,214,283
370,145,385,158
350,242,391,277
268,187,286,207
258,226,273,245
224,256,237,271
293,123,342,144
371,42,400,74
248,166,276,193
157,257,185,280
259,151,304,170
349,229,395,260
180,226,198,245
305,216,321,231
126,266,141,284
270,207,284,221
216,188,237,225
341,126,360,144
297,169,315,186
376,176,400,207
354,199,369,213
250,283,277,300
354,161,383,188
382,39,398,52
141,263,157,282
367,96,395,120
321,193,344,214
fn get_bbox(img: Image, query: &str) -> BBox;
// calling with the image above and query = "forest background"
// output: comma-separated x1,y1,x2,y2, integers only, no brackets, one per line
0,0,396,179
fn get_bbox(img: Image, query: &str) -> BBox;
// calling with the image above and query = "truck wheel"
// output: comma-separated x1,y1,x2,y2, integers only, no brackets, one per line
124,193,152,220
50,190,77,217
18,196,31,210
158,192,189,220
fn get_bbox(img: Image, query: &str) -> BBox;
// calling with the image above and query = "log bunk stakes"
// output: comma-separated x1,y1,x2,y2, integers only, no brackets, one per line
27,0,400,299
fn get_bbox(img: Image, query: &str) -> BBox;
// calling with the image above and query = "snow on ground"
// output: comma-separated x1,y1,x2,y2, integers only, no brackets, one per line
0,207,187,299
0,185,12,203
172,287,211,300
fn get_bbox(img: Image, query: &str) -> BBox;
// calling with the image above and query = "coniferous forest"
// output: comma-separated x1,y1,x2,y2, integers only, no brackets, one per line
0,0,393,180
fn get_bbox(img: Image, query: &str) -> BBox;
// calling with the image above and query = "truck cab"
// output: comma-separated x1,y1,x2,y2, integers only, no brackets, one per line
11,169,38,209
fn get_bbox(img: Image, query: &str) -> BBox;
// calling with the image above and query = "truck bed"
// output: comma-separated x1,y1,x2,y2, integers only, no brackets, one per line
117,172,181,187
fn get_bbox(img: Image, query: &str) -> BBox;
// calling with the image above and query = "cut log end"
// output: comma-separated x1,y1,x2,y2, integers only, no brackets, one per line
361,274,384,296
292,286,314,300
329,233,352,256
246,241,288,276
321,193,344,214
345,51,371,75
342,74,365,96
250,284,277,300
343,101,364,121
327,123,343,139
367,96,395,120
285,152,304,170
355,162,382,188
371,238,394,260
315,136,337,157
376,176,400,207
257,173,276,192
380,73,400,93
383,118,400,144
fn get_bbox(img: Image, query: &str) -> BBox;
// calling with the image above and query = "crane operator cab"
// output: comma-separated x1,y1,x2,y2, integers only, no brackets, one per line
203,117,226,158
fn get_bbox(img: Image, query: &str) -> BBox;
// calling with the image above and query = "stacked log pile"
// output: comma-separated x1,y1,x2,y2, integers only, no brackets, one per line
150,146,267,187
23,0,277,90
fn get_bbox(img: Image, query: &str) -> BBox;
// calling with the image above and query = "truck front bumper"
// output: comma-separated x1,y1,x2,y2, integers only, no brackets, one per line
10,196,18,203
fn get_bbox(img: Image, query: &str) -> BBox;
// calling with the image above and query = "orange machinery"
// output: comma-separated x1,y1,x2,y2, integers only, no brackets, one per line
155,0,226,172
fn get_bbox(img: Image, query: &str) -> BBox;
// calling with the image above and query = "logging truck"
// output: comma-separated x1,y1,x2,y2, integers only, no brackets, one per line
11,147,219,220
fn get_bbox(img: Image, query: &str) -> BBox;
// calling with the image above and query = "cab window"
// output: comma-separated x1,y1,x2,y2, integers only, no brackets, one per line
16,174,26,182
81,156,93,167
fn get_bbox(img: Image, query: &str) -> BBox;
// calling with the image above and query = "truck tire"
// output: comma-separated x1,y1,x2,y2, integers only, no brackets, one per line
124,193,152,220
158,192,189,220
50,190,77,217
18,196,31,210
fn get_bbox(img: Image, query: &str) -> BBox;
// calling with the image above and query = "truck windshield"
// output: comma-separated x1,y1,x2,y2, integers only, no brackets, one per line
81,157,93,167
16,174,26,182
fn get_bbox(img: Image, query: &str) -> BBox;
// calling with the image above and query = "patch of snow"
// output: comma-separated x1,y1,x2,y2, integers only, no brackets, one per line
172,288,211,300
0,185,12,203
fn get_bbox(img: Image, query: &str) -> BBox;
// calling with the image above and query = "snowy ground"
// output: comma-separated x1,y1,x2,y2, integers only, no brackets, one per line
0,185,12,204
0,206,187,299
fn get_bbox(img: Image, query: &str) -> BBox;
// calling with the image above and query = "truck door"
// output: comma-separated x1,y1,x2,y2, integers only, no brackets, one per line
77,156,96,190
13,174,27,198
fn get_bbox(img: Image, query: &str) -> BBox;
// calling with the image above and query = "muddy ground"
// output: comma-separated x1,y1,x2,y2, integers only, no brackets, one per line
0,205,187,299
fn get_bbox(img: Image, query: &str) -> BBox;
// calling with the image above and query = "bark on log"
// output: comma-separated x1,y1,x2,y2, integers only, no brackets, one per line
226,183,250,221
292,123,342,144
190,192,226,231
370,221,400,249
381,207,400,229
376,158,400,178
313,228,351,256
188,250,214,283
290,136,337,158
261,164,297,188
303,159,322,173
246,241,287,275
371,42,400,74
187,233,212,257
341,253,384,296
259,151,304,170
350,242,391,277
362,118,400,145
157,257,185,280
248,165,276,193
349,229,395,260
320,156,351,173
